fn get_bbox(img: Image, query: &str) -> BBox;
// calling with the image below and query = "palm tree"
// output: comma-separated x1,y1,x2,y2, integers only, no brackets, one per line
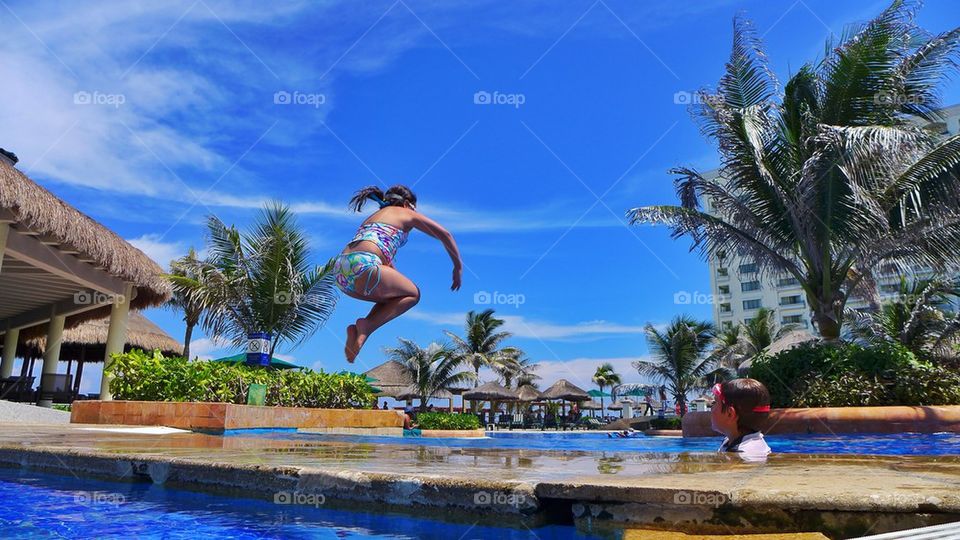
493,349,538,389
712,308,795,377
387,338,476,412
445,309,513,385
849,276,960,360
629,3,960,340
634,316,716,416
168,203,338,360
592,363,621,411
166,247,205,359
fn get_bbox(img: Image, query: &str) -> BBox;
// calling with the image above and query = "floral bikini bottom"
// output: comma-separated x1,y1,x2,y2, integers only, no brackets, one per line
332,251,382,295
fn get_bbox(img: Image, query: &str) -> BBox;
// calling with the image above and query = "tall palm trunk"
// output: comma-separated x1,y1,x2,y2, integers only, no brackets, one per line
182,324,194,360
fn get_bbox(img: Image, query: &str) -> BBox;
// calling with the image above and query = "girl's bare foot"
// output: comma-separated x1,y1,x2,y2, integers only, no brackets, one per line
347,318,372,362
345,324,358,362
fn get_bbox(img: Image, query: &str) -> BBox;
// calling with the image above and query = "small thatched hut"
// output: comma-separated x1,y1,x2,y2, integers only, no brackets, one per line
15,312,182,398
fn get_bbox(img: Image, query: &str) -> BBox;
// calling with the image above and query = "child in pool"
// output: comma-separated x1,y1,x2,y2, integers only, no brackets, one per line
711,378,772,459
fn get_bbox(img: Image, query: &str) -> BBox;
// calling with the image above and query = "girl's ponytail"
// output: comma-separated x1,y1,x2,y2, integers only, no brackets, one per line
349,186,386,212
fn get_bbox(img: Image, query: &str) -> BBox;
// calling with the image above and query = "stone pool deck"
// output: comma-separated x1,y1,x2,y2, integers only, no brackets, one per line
0,424,958,538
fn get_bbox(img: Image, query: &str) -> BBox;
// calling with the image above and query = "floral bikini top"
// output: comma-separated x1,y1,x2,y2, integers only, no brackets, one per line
349,222,408,265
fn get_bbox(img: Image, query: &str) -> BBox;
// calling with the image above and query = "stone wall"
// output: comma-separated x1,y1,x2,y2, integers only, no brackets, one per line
682,405,960,437
71,400,404,431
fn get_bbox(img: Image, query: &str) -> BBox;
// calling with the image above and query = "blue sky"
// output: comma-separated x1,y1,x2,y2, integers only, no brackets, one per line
2,0,959,394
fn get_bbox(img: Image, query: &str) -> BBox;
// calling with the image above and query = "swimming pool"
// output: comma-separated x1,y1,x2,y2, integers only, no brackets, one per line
226,430,960,456
0,467,596,540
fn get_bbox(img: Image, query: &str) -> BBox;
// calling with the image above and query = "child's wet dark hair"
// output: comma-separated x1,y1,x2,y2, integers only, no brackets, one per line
718,378,771,433
349,185,417,212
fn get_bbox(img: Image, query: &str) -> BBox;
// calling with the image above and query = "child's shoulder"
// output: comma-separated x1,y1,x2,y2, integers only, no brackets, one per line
737,432,771,456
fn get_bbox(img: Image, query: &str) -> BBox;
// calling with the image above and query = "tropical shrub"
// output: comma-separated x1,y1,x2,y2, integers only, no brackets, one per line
750,342,960,407
107,349,373,409
415,412,481,430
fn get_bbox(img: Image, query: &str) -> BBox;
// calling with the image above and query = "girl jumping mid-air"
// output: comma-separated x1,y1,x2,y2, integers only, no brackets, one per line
332,185,462,362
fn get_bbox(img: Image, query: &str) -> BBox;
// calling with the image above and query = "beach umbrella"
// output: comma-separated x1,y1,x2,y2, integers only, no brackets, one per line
620,386,653,398
212,353,301,370
587,389,611,398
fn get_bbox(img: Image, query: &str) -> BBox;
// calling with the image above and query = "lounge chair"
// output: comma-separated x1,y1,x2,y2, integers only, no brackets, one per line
496,414,512,430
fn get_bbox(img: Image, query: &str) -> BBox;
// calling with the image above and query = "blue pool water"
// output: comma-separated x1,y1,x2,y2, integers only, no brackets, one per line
226,430,960,456
0,467,596,539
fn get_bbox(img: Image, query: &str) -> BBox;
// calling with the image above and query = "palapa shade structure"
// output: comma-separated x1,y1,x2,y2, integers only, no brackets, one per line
462,381,519,401
607,398,634,410
19,311,183,360
0,158,171,404
395,385,456,411
13,312,183,398
516,385,542,402
1,160,171,333
540,379,590,401
363,360,413,399
395,385,454,401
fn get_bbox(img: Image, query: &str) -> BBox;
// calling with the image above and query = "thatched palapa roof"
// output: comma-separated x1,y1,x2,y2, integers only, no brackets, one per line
395,385,454,401
540,379,590,401
0,161,171,324
364,360,414,398
462,381,518,401
516,385,541,402
19,311,183,361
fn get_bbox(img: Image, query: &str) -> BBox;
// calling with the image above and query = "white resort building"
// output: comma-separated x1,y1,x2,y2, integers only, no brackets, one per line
705,104,960,332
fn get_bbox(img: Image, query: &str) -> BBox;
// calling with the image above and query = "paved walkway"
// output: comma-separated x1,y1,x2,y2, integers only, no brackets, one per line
0,400,69,424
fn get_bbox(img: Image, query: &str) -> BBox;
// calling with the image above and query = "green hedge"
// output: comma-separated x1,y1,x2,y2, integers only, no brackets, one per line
649,417,682,430
415,412,481,430
106,349,374,409
750,342,960,408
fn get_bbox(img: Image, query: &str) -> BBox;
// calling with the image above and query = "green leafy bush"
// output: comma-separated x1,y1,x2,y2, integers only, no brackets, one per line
107,349,374,409
750,342,960,408
649,417,682,430
415,412,481,430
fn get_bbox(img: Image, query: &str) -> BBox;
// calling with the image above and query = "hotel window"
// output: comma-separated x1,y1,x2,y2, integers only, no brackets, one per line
719,303,732,313
718,285,730,295
780,295,803,306
741,281,761,292
739,263,758,274
782,314,803,324
778,277,799,287
717,268,729,277
743,299,762,310
722,321,733,330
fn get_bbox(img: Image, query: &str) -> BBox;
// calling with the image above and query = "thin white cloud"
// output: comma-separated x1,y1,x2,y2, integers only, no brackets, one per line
127,234,187,270
406,310,650,340
533,356,653,391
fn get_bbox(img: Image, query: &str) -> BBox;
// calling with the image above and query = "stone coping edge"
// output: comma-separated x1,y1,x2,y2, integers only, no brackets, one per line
1,444,958,516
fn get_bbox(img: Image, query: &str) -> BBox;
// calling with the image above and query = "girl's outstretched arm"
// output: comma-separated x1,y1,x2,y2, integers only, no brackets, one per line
409,211,462,290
